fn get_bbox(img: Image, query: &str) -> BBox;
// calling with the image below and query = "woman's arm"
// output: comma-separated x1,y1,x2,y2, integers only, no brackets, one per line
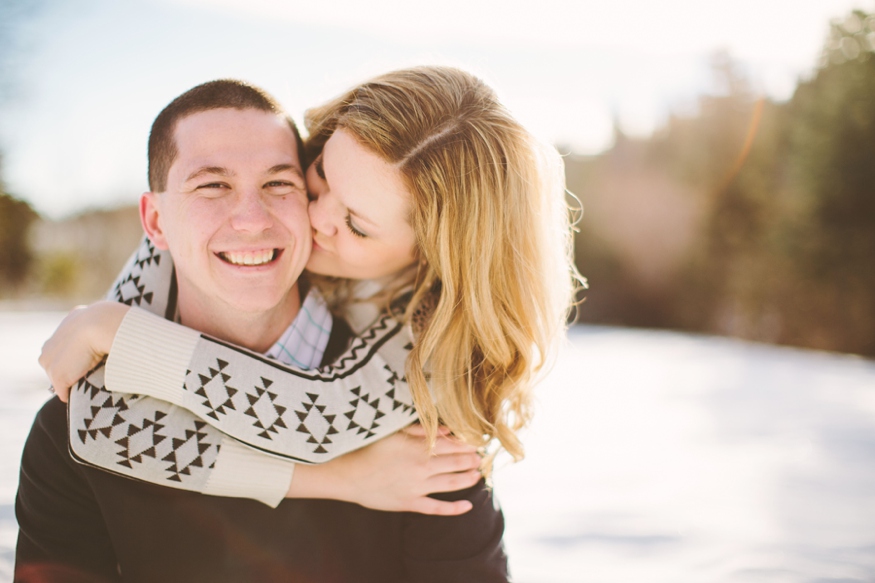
104,304,419,463
68,366,479,512
49,301,420,463
43,300,419,464
68,368,292,507
50,236,420,462
51,236,478,510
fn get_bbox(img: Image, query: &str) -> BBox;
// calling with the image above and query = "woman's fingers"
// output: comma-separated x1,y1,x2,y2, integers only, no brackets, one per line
425,469,483,495
402,425,478,455
407,497,474,516
402,423,451,438
39,343,92,404
428,452,481,475
431,435,478,455
40,352,78,403
292,430,481,516
49,382,72,403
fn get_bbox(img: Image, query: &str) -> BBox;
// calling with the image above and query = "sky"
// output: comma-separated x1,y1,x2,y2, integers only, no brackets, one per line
0,0,871,218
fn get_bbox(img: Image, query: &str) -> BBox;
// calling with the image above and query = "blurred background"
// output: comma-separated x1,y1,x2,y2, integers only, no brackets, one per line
1,0,873,357
1,1,875,582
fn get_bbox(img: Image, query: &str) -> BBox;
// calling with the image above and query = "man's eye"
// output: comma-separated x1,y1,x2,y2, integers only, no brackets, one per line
265,181,301,194
196,182,228,190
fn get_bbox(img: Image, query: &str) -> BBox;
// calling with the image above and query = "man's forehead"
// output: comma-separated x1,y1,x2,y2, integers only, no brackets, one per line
174,108,296,143
171,108,300,174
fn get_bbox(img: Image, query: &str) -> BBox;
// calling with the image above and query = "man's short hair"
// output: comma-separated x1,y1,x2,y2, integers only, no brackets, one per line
148,79,306,192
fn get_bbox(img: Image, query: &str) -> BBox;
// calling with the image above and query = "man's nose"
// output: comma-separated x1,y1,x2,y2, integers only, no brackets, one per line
229,189,273,233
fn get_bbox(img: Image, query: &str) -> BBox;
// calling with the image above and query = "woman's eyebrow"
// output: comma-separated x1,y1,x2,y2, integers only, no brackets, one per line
347,206,379,229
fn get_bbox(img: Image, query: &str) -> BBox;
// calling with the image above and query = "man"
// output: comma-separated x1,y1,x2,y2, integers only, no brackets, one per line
15,80,507,582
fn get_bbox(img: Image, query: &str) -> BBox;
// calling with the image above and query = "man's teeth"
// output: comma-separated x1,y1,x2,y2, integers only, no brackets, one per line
221,249,276,266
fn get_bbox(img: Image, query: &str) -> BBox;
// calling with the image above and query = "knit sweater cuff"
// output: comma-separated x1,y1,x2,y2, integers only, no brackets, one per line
105,307,200,405
203,438,294,508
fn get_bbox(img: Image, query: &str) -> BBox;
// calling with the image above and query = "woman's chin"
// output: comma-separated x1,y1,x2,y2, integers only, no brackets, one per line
306,253,415,282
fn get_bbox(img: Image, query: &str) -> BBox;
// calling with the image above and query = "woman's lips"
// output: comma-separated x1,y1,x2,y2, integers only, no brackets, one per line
311,238,329,253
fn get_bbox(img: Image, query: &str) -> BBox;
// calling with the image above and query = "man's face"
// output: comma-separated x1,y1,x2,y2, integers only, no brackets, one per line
141,108,310,319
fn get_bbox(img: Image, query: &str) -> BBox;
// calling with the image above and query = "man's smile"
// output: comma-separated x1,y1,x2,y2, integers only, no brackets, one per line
216,248,281,267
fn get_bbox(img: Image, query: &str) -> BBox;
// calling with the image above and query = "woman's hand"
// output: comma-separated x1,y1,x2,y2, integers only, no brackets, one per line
288,425,483,516
39,301,130,402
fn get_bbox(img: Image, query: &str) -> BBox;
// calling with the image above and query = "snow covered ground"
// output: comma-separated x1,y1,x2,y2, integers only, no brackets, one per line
1,312,874,582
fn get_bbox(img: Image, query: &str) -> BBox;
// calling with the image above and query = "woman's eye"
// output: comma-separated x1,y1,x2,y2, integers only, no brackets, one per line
314,156,326,180
345,215,367,238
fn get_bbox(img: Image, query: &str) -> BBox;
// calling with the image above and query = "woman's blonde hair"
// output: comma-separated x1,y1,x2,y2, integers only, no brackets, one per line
305,66,582,464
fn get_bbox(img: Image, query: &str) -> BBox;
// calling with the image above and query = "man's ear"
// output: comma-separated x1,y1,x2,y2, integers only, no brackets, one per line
140,192,170,250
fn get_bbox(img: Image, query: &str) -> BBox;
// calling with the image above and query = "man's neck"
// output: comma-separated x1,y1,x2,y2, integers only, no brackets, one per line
177,285,302,354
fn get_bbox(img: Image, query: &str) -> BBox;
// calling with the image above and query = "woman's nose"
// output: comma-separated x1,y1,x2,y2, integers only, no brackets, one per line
308,192,337,236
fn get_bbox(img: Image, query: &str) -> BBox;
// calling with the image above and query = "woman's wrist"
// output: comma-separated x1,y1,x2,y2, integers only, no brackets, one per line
39,300,132,402
285,461,349,502
89,301,130,356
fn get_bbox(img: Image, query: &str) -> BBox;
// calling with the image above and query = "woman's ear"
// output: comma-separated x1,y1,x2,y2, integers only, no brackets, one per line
139,192,169,250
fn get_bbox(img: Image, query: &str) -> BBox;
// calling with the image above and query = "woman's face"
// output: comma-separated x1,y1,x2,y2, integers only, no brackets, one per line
305,128,417,280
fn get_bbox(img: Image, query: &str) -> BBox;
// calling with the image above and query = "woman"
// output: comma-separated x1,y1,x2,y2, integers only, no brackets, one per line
41,66,582,511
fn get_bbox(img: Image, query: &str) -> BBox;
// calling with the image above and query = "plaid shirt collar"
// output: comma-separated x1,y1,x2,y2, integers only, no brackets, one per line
173,289,332,370
265,290,333,369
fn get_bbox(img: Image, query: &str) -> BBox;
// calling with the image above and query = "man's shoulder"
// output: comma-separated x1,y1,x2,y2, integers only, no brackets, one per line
402,479,509,581
16,396,124,583
19,395,94,501
27,396,69,451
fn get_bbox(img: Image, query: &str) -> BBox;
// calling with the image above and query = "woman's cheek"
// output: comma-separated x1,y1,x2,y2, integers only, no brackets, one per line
345,241,377,271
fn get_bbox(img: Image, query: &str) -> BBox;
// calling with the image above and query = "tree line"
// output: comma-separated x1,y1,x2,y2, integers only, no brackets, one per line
570,9,875,356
